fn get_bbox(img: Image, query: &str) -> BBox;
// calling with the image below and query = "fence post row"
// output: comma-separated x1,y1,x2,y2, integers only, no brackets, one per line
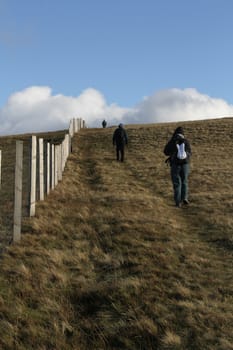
11,118,85,240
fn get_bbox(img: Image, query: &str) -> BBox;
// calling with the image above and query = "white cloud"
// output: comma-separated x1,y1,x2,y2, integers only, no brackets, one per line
124,88,233,124
0,86,233,135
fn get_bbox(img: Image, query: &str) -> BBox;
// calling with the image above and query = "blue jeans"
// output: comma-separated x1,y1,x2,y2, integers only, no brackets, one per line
171,163,190,205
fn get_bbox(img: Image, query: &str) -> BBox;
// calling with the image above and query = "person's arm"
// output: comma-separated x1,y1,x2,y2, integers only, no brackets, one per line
164,140,174,156
185,140,192,156
124,130,128,145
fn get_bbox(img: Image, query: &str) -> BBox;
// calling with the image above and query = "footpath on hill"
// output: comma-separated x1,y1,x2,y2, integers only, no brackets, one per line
0,126,232,350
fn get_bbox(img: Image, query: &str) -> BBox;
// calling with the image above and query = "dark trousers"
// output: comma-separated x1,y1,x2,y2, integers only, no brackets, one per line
116,146,124,162
171,163,189,205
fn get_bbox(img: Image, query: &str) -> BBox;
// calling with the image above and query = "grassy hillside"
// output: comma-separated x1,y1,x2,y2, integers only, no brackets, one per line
0,119,232,350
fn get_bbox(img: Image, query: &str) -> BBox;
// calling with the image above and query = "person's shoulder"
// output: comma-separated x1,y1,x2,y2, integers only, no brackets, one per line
166,137,175,145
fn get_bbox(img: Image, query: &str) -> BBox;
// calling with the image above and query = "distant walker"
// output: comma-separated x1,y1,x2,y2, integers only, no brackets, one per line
112,123,128,162
102,119,107,128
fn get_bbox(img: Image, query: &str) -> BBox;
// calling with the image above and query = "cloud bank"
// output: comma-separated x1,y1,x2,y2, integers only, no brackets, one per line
1,86,233,135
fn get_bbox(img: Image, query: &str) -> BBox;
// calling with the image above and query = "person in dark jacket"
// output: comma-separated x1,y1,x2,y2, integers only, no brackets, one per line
113,123,128,162
102,119,107,128
164,126,192,207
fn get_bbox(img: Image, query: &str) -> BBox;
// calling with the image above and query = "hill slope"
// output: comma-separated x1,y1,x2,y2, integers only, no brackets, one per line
0,120,232,350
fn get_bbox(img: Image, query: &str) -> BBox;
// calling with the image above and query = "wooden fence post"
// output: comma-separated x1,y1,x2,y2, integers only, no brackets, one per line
0,150,1,190
75,118,78,133
63,134,69,164
46,142,50,195
54,145,58,187
69,119,74,137
13,141,23,243
30,136,37,217
51,144,55,190
39,138,44,201
58,144,62,181
62,139,66,172
78,118,81,130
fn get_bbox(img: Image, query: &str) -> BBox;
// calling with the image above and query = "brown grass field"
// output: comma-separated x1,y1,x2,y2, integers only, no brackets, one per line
0,119,232,349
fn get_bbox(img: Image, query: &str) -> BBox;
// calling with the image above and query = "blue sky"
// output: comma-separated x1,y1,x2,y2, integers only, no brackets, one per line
1,0,233,134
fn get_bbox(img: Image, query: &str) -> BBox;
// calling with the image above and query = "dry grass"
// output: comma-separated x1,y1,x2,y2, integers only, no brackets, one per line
0,119,232,349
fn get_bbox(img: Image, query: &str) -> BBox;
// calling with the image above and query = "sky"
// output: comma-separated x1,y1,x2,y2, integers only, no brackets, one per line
1,0,233,135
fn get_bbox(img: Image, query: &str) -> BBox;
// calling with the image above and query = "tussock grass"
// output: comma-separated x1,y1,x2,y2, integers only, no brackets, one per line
0,119,233,349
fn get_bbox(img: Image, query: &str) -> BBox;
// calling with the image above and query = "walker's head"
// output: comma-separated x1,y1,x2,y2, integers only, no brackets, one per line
119,123,123,128
174,126,184,135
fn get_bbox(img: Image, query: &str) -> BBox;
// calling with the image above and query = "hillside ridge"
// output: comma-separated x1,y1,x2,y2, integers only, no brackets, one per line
0,121,232,349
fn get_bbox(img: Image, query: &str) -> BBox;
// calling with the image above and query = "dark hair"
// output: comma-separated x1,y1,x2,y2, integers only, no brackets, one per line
174,126,184,135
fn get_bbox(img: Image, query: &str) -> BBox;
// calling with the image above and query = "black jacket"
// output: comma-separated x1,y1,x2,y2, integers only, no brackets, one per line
164,133,191,165
113,127,128,147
